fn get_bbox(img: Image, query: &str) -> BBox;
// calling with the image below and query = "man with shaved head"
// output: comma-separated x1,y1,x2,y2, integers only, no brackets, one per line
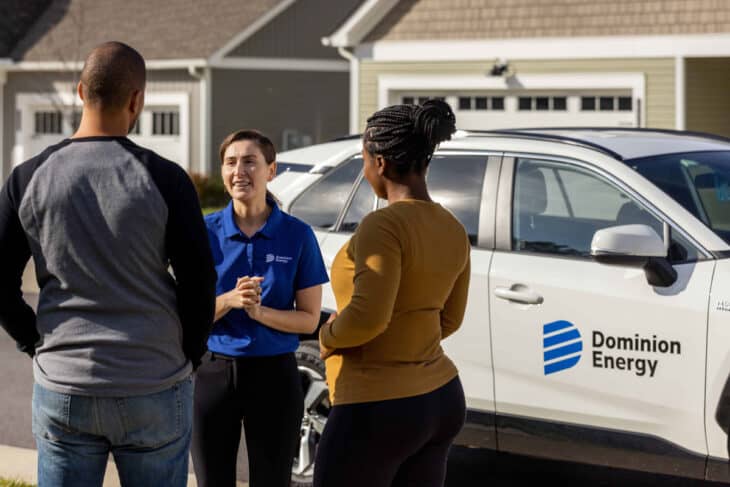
0,41,216,486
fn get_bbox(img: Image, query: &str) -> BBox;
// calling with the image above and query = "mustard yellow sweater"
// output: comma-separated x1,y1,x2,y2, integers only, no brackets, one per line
319,199,471,405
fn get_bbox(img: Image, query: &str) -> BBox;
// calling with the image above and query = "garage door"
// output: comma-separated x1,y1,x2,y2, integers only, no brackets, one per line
396,90,638,130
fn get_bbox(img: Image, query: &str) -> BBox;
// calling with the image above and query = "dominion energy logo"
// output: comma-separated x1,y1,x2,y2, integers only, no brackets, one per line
542,320,583,375
542,320,681,378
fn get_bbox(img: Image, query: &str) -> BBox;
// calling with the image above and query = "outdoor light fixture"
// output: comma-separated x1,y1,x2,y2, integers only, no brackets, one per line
489,59,512,77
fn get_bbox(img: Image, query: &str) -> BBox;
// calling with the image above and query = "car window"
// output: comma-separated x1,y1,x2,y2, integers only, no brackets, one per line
427,155,488,245
340,177,376,233
513,158,666,257
290,156,362,230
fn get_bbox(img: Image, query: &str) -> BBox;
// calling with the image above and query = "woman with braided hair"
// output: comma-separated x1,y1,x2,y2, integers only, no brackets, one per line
314,100,471,487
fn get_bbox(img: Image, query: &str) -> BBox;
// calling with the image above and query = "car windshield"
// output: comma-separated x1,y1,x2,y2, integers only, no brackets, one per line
626,151,730,244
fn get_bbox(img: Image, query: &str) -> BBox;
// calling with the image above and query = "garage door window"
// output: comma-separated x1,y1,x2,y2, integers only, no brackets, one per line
34,111,62,134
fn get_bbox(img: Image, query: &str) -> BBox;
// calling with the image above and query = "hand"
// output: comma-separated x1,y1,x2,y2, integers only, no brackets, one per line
319,313,338,359
225,276,263,310
238,276,264,321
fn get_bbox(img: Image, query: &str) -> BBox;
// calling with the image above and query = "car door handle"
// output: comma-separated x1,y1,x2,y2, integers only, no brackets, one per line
494,286,544,305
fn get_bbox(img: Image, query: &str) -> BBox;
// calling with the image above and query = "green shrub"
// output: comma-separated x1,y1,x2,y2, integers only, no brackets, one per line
189,172,229,209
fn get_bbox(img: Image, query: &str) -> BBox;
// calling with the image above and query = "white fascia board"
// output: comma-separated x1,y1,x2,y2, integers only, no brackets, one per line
5,59,207,71
323,0,399,48
210,57,349,72
362,33,730,61
209,0,296,63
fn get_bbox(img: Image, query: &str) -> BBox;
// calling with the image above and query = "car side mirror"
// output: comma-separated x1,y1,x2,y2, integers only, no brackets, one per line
590,224,677,287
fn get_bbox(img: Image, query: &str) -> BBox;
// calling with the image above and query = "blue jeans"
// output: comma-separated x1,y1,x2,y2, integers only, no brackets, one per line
32,376,193,487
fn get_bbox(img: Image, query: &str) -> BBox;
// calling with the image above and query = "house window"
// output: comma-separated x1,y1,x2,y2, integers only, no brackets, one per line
34,111,62,134
152,111,179,136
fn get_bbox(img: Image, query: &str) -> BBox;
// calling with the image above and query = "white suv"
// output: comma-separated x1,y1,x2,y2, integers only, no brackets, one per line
272,128,730,485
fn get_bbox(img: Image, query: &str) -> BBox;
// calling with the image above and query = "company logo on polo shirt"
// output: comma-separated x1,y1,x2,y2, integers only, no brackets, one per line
543,320,583,376
266,253,293,264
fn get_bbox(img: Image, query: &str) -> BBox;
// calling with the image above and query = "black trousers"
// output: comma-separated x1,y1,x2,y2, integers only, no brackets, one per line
313,376,466,487
191,351,303,487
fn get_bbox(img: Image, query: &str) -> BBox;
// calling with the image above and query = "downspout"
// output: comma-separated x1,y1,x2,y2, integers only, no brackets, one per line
675,55,686,131
0,66,7,182
188,65,212,175
336,47,359,135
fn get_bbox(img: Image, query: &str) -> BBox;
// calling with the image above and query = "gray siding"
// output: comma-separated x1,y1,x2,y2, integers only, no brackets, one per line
3,70,202,180
227,0,361,59
210,68,349,166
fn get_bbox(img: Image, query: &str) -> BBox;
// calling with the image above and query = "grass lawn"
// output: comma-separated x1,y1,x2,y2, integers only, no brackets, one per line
0,479,35,487
202,207,223,216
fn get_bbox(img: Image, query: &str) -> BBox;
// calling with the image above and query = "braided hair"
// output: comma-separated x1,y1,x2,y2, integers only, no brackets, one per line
363,99,456,175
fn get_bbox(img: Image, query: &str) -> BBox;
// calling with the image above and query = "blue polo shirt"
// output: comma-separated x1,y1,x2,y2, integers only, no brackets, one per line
205,200,328,357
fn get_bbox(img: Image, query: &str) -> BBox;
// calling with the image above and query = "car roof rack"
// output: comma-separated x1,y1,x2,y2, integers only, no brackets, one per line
464,129,625,161
500,126,730,145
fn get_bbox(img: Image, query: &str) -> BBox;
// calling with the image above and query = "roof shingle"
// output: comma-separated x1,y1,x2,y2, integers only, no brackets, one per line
9,0,283,61
365,0,730,42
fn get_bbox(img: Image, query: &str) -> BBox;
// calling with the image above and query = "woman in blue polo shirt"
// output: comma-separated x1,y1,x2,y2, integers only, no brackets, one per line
191,129,329,487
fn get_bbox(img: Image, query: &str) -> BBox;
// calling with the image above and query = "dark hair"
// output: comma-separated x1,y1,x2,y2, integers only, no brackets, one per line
363,99,456,174
80,41,146,111
219,129,279,204
219,129,276,165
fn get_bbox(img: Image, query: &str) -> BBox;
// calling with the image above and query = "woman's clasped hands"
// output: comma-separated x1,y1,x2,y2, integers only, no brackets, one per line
224,276,265,320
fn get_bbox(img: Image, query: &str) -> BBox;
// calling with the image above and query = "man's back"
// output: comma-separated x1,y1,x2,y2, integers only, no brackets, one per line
2,136,215,395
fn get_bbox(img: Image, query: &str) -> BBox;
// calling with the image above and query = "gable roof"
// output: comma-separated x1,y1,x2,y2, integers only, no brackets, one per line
7,0,285,62
0,0,51,57
327,0,730,47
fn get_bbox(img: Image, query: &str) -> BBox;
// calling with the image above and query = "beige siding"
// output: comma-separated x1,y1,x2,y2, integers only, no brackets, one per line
686,58,730,137
227,0,361,59
358,58,676,131
2,70,202,178
366,0,730,42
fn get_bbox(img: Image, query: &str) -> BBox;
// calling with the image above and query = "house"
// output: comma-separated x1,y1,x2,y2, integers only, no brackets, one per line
0,0,361,182
324,0,730,138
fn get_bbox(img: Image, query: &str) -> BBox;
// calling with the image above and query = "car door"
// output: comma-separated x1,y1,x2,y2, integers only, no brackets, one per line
489,154,713,477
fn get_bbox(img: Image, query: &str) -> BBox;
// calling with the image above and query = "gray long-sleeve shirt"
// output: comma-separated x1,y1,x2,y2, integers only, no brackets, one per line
0,136,216,396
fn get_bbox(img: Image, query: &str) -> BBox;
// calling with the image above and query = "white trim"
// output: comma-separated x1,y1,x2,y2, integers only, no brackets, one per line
337,48,360,134
210,57,349,72
5,59,207,71
377,73,646,127
0,70,5,182
202,67,212,173
322,0,399,48
210,0,296,62
13,91,190,169
675,56,686,130
360,34,730,61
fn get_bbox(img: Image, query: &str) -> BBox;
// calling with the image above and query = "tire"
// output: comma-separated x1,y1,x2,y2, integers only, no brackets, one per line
291,340,330,487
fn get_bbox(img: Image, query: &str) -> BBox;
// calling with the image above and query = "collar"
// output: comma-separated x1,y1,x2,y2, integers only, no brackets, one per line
223,198,283,239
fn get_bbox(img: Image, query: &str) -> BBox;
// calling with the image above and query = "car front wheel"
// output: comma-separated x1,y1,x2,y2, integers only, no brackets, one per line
292,340,330,487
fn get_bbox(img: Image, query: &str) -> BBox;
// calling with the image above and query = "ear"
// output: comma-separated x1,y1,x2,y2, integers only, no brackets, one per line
77,81,85,102
129,90,144,115
267,161,277,182
375,154,387,176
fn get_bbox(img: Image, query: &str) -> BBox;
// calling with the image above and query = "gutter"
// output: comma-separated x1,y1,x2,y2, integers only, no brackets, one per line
333,47,359,134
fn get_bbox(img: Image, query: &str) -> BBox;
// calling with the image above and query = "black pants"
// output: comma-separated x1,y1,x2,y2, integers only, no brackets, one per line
313,376,466,487
191,351,303,487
